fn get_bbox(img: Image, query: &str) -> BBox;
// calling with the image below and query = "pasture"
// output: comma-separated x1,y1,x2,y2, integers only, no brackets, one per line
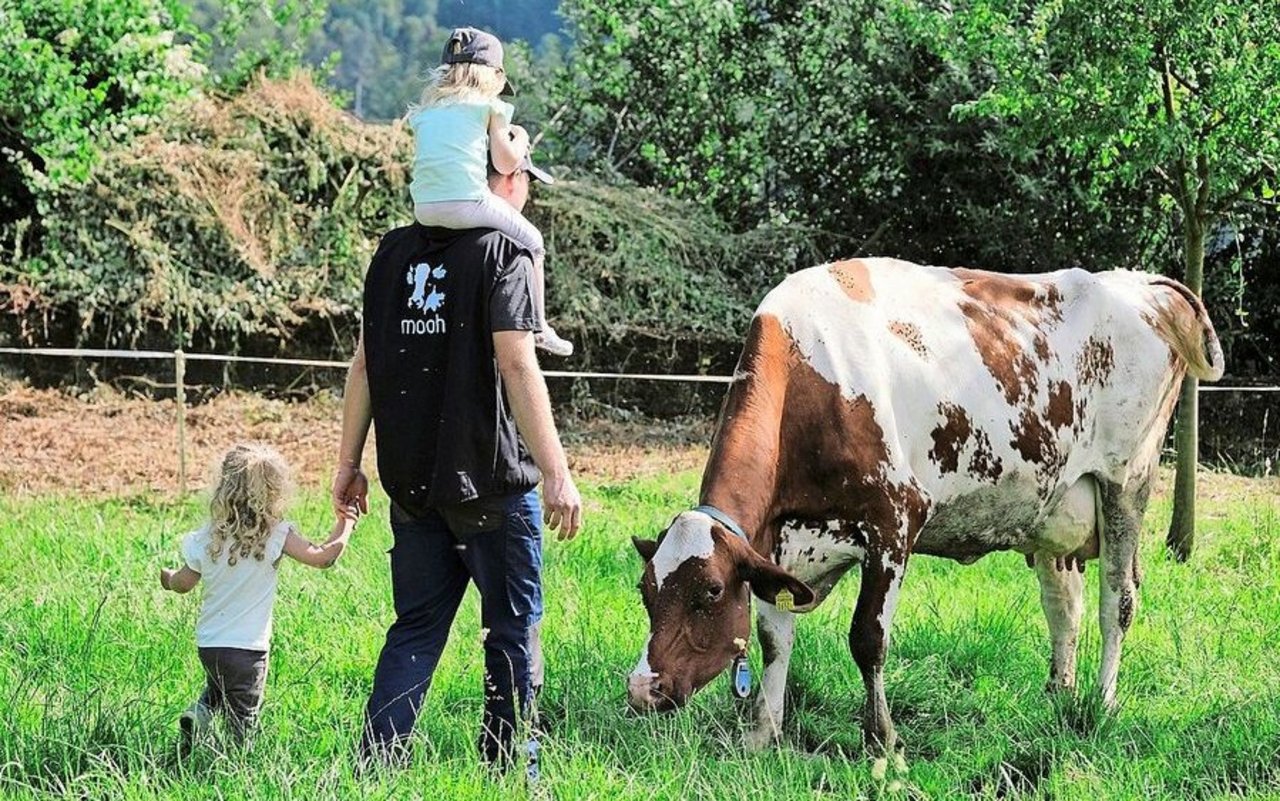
1,461,1278,800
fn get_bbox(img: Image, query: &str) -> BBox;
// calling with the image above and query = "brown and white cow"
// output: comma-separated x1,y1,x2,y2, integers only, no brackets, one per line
627,258,1223,753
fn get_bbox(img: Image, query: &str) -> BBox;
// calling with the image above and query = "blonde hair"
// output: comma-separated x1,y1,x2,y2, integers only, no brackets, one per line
205,443,294,566
410,56,506,113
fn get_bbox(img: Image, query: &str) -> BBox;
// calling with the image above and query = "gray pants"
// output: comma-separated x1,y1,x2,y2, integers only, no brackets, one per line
196,647,268,739
414,194,545,258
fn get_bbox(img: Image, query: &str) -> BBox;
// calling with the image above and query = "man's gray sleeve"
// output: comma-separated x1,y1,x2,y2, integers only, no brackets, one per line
491,253,540,332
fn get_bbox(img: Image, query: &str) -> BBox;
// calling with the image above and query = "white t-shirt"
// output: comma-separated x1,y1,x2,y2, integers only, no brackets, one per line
181,521,291,651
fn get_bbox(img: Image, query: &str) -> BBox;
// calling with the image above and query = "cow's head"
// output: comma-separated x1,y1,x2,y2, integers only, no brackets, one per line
627,510,814,711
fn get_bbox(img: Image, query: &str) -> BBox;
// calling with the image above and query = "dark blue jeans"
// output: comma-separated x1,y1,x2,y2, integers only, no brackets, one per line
360,490,543,764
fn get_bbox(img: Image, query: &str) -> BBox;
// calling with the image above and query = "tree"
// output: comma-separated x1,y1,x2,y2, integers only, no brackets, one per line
0,0,203,228
553,0,1166,275
896,0,1280,558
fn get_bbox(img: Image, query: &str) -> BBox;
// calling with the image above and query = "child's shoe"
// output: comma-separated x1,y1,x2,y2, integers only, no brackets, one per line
179,700,213,747
535,327,574,357
524,736,541,784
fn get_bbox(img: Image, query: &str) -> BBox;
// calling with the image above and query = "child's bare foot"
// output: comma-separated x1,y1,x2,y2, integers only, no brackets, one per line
535,327,574,357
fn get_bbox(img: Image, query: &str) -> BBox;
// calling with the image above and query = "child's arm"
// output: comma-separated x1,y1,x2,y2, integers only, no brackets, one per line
489,118,529,175
160,566,201,594
283,515,356,570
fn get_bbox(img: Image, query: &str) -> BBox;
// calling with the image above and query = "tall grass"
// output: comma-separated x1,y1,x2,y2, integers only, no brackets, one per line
1,471,1277,799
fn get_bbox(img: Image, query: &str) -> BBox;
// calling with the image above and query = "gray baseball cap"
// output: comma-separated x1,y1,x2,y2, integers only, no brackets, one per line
489,151,554,185
441,27,515,96
521,153,554,185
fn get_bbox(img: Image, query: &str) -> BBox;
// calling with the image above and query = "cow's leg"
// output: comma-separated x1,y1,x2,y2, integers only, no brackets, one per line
1096,476,1148,707
746,600,795,751
849,552,906,754
1034,555,1084,691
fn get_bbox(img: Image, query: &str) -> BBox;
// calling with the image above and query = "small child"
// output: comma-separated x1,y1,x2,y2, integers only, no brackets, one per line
407,26,574,357
159,443,356,746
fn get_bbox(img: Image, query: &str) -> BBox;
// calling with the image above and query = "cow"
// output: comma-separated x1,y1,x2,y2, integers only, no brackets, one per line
627,258,1223,754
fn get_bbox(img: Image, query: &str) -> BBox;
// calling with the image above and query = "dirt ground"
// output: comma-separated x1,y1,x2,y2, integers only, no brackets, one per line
2,382,1274,512
0,382,713,498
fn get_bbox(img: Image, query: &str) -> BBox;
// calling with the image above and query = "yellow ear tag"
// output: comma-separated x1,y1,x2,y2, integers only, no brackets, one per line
774,588,794,612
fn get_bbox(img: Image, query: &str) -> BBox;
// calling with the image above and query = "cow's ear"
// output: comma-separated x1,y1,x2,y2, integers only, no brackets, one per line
632,536,659,563
739,550,815,608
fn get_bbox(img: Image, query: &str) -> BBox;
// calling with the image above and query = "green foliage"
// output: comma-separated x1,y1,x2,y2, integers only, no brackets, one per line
12,74,409,351
538,178,820,346
896,0,1280,224
187,0,330,91
553,0,1163,273
435,0,564,45
0,0,203,218
301,0,445,121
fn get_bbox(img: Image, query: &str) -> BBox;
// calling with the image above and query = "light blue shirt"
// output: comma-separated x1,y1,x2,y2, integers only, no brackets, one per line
408,97,515,204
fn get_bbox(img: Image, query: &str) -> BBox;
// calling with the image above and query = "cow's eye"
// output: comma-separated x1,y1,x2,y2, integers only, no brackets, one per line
706,583,724,602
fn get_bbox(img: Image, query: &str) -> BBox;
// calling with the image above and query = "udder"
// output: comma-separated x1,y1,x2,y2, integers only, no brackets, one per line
1026,475,1099,560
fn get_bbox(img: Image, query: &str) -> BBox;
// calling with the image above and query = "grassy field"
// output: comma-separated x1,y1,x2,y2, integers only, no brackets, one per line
1,469,1278,800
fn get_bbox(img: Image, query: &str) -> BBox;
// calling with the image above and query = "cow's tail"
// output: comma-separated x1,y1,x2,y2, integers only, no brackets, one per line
1147,277,1225,382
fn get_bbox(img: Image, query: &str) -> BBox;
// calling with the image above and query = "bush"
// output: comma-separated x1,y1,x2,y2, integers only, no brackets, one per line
2,73,820,374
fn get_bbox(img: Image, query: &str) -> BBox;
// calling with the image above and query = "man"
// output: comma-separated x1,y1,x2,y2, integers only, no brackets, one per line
331,146,582,770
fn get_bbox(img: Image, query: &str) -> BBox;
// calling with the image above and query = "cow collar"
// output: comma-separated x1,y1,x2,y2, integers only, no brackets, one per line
691,504,750,543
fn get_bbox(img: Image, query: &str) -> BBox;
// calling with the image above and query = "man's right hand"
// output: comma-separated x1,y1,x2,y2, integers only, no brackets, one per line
542,469,582,540
332,464,370,519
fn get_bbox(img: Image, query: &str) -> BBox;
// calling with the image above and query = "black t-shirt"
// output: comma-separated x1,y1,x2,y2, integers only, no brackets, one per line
363,223,541,523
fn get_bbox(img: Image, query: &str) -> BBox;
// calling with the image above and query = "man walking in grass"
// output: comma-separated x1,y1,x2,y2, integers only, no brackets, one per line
331,142,582,773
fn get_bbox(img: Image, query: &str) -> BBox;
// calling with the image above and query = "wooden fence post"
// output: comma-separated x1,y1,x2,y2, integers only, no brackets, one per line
175,349,187,496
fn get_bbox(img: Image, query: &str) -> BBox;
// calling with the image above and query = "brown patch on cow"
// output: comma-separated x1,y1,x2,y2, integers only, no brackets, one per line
701,313,795,542
828,259,875,303
929,402,973,474
1045,381,1074,431
1076,336,1115,386
954,269,1065,320
952,270,1067,411
1042,283,1065,322
1033,332,1051,361
775,357,930,557
889,321,928,358
705,337,929,561
1009,406,1067,495
959,300,1041,407
968,428,1003,483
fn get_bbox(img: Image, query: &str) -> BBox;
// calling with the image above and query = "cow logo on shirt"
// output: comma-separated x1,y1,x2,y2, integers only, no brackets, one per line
403,263,447,335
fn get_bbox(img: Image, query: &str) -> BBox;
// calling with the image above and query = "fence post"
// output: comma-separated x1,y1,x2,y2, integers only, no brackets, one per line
175,349,187,496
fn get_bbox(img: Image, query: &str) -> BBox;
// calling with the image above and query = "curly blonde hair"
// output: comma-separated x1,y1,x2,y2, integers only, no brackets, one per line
410,56,506,113
205,443,294,566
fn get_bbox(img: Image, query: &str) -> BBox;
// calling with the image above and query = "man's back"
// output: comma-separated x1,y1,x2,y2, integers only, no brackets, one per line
362,224,540,518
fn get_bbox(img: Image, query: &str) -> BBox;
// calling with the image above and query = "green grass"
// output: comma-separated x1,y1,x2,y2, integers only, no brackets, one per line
1,471,1278,800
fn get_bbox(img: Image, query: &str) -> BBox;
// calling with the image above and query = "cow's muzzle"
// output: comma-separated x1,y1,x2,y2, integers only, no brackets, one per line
627,672,680,712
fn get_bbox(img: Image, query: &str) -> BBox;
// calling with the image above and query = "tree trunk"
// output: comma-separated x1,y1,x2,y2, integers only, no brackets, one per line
1166,216,1205,561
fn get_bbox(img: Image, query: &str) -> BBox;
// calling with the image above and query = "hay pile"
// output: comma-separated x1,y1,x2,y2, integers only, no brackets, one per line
9,72,408,354
3,72,819,370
